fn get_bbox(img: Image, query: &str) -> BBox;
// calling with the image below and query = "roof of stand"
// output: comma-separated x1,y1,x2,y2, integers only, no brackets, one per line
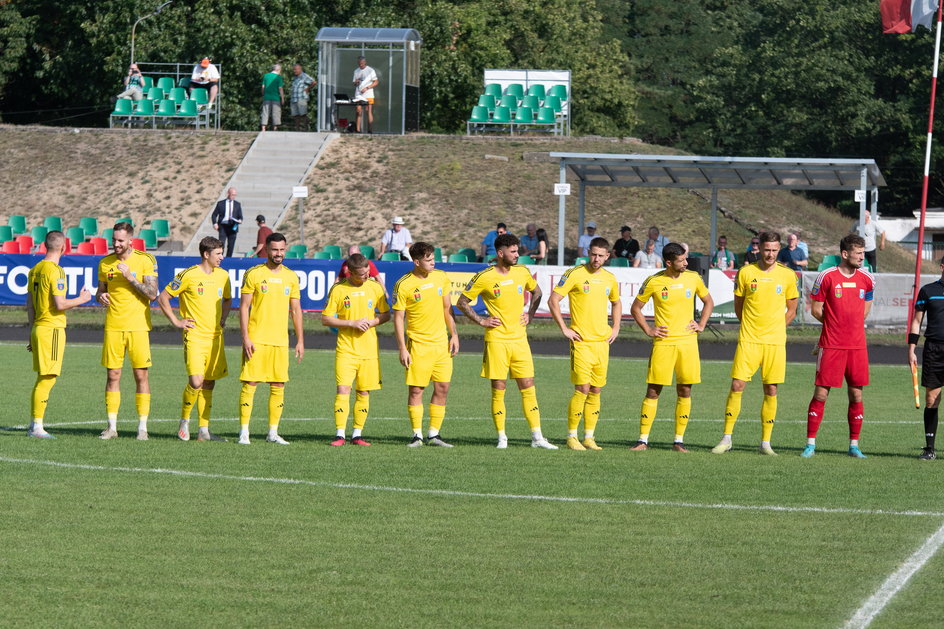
315,28,422,44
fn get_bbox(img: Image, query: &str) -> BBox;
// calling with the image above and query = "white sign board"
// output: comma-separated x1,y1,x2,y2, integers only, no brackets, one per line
854,189,866,203
292,186,309,198
553,183,571,196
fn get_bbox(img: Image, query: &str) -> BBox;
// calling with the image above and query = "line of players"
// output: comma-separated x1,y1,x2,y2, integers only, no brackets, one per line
26,223,881,456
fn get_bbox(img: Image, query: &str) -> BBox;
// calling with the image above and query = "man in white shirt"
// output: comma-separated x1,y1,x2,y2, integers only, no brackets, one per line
379,216,412,259
190,57,220,106
577,221,597,257
633,239,662,269
352,56,379,133
852,213,886,271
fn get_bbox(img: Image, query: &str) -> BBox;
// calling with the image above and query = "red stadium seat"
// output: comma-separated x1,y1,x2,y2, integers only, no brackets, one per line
76,242,95,255
90,237,108,255
15,235,33,253
130,238,145,251
2,240,19,254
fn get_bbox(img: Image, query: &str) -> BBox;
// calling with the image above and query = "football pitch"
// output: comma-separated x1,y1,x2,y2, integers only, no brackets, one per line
2,339,943,628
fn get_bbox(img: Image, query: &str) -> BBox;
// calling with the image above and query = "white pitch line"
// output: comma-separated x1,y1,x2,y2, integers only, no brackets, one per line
1,456,942,519
844,520,944,629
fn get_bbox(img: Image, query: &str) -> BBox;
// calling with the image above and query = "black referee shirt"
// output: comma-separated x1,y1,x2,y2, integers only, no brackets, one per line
916,279,944,342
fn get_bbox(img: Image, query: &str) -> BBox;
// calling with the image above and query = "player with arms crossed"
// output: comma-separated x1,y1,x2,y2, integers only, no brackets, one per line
630,242,714,452
26,231,92,438
158,236,232,442
238,233,304,445
712,231,799,455
392,242,459,447
97,222,159,440
457,233,557,449
802,234,874,458
548,236,621,450
906,257,944,460
322,253,390,446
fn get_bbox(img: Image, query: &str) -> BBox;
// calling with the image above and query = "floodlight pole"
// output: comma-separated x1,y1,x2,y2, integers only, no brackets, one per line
130,0,173,65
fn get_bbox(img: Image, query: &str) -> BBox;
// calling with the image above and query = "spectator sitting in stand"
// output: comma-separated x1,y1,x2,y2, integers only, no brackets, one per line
647,226,670,257
117,63,145,101
711,235,736,270
633,239,662,269
379,216,413,260
519,223,539,256
577,221,598,257
613,226,639,260
481,222,511,262
532,228,549,263
744,237,761,265
777,233,808,270
189,57,220,107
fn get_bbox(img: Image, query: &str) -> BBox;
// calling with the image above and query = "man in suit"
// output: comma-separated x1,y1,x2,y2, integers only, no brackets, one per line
212,187,243,257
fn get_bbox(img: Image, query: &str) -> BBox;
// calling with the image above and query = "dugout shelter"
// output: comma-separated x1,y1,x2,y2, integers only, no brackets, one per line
550,154,887,266
315,27,421,135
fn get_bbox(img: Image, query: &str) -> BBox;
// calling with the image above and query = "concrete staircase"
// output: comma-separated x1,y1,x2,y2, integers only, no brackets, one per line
184,131,337,256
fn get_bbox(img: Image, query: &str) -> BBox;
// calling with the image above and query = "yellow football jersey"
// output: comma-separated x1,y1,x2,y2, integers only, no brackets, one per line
461,265,537,342
553,265,620,342
325,278,390,356
164,265,231,339
98,250,158,332
636,270,709,345
241,264,300,346
734,262,799,345
29,260,67,328
392,269,450,344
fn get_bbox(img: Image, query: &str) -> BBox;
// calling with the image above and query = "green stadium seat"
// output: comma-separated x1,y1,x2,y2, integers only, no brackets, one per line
543,95,563,112
504,83,524,99
448,253,468,263
610,257,630,267
150,219,170,239
8,215,26,235
520,95,540,110
177,76,191,88
101,228,114,242
190,88,209,105
289,244,308,256
514,106,535,124
534,107,558,133
313,251,332,259
0,225,13,242
575,256,589,265
156,76,175,92
527,84,546,100
155,99,177,126
109,98,133,128
467,105,491,134
66,227,85,247
2,240,20,254
818,254,841,270
44,216,63,232
176,99,199,127
31,226,48,242
547,84,568,101
458,248,478,261
139,228,158,249
484,83,502,99
141,76,154,91
115,217,134,227
517,255,534,265
285,250,302,259
434,247,444,262
499,94,518,110
146,86,164,101
168,87,187,102
323,245,343,259
477,94,496,111
359,245,375,259
381,252,401,261
133,99,156,128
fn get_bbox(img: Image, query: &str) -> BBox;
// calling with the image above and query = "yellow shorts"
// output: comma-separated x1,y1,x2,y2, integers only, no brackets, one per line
102,330,152,369
570,340,609,387
31,326,65,376
481,338,534,380
647,342,701,386
731,341,786,384
336,353,382,391
406,340,452,387
240,343,289,383
184,333,228,380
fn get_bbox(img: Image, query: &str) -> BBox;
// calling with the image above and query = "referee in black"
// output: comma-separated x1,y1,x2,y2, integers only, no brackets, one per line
908,257,944,460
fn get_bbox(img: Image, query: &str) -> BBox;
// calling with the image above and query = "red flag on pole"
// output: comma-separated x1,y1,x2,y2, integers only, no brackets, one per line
882,0,938,33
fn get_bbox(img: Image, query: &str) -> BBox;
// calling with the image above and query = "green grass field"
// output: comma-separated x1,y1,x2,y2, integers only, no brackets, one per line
2,340,943,627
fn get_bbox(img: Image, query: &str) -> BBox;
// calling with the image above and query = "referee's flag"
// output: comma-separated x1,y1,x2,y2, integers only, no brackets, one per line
881,0,938,33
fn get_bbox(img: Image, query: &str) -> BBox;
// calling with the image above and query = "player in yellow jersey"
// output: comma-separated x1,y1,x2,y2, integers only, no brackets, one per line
457,233,557,449
711,231,798,455
96,222,159,440
392,242,460,447
25,231,92,438
548,237,621,451
630,242,714,452
158,236,232,442
321,253,390,446
238,232,304,445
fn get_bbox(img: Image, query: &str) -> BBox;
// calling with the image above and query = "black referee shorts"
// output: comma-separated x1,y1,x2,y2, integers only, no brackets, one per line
922,340,944,389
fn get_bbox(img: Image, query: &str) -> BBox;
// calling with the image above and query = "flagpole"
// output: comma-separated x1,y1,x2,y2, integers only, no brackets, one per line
911,2,944,330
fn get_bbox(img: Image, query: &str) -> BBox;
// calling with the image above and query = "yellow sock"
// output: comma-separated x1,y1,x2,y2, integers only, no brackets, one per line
334,394,349,430
239,383,256,427
520,386,541,430
675,396,692,440
491,387,507,432
197,388,213,428
429,404,446,433
31,375,57,421
135,393,150,420
353,393,369,430
639,397,658,440
584,393,601,436
408,404,424,431
268,386,285,428
723,390,743,435
761,394,777,442
105,390,121,419
567,390,588,435
181,384,199,421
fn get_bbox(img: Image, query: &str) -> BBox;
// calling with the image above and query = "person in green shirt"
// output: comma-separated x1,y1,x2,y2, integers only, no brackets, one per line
261,64,284,131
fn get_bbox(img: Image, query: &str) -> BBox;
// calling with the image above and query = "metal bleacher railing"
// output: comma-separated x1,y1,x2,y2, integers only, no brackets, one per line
109,61,222,131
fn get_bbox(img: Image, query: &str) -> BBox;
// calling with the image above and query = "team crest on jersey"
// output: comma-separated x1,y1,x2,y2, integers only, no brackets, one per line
413,288,422,302
859,289,865,300
776,285,782,294
343,296,351,309
197,286,204,296
492,284,501,297
171,278,181,290
557,277,566,287
582,281,590,293
218,288,223,297
368,299,373,309
517,285,523,294
437,287,443,296
261,283,268,294
750,279,758,292
685,289,692,298
605,287,610,296
107,272,115,280
660,287,669,300
284,287,290,296
834,285,842,298
56,280,65,291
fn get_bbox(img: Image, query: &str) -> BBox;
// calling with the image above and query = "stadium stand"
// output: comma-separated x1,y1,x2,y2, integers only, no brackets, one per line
139,228,158,249
448,253,468,262
66,227,85,246
31,226,48,243
2,240,19,253
313,251,331,259
359,245,375,259
0,225,13,243
381,252,401,261
468,70,571,136
289,244,308,257
151,219,170,240
44,216,63,232
323,245,343,259
15,235,33,253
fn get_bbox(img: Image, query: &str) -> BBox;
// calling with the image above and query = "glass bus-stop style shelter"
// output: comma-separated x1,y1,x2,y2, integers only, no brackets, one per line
315,27,421,135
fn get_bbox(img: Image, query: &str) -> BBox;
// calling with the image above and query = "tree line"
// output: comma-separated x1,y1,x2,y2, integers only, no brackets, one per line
0,0,939,213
